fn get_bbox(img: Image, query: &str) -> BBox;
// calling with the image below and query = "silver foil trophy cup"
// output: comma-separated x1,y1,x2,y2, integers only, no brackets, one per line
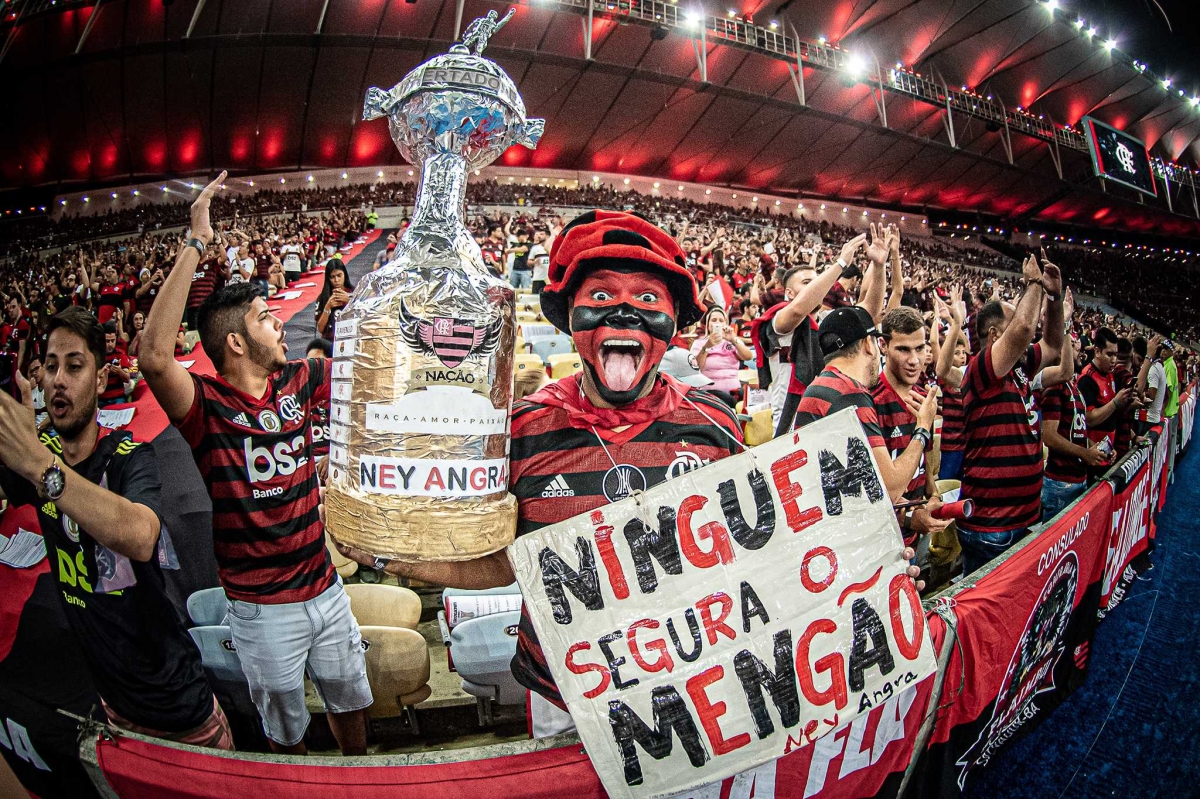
325,11,543,562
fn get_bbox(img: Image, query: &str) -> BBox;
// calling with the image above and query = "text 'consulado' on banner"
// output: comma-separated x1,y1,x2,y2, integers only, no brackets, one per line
508,408,938,799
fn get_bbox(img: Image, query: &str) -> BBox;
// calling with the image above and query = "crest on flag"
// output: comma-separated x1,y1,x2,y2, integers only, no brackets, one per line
398,301,503,369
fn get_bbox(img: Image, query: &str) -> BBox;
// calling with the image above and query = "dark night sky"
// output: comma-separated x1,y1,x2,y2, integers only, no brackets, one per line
1083,0,1200,97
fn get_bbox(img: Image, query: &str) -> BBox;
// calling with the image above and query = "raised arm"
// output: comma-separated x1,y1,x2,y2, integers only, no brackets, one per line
936,285,965,387
1037,330,1074,391
774,233,866,335
858,223,890,325
141,171,226,423
1038,250,1064,368
990,253,1045,379
885,228,905,313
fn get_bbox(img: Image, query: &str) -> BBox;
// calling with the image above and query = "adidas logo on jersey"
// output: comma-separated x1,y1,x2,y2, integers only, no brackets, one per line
891,426,904,439
541,475,575,498
231,412,252,428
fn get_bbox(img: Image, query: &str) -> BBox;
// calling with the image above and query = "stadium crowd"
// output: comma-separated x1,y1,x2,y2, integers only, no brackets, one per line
0,173,1195,760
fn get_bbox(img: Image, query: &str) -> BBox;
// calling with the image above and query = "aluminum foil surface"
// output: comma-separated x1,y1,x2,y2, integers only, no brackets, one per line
325,10,543,561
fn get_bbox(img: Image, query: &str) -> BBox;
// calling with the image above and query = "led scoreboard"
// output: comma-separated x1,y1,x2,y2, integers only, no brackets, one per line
1082,116,1157,196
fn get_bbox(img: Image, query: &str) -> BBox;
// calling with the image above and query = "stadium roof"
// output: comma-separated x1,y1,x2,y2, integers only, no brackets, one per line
3,0,1200,237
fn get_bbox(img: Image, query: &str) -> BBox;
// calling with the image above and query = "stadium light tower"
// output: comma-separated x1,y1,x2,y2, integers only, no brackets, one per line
685,8,703,26
1104,38,1116,52
1044,0,1058,12
843,51,867,80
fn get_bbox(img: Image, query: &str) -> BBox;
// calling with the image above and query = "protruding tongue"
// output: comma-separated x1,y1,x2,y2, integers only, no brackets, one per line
601,350,639,392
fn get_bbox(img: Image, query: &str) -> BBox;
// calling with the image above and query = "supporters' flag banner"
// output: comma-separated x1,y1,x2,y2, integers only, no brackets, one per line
912,483,1111,796
706,277,734,311
1098,441,1156,619
1181,391,1196,451
509,409,937,799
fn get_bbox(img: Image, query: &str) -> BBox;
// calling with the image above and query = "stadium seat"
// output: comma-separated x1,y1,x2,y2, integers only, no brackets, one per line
514,353,544,372
186,587,228,627
516,311,541,324
531,336,573,364
515,334,526,353
547,353,582,377
357,625,432,719
326,534,359,580
439,586,525,725
187,625,258,719
744,409,775,446
344,583,422,630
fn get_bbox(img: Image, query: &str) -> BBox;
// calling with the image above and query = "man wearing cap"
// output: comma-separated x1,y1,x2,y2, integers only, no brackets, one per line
336,211,923,737
793,305,938,505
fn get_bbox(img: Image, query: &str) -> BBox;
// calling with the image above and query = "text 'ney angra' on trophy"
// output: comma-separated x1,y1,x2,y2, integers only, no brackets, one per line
325,9,543,561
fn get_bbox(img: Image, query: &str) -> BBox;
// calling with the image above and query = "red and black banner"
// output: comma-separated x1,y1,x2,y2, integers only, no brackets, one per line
1097,431,1161,619
909,483,1112,796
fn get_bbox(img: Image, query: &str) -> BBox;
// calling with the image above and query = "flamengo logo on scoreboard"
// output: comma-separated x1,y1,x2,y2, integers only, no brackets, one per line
359,455,508,497
1115,143,1137,174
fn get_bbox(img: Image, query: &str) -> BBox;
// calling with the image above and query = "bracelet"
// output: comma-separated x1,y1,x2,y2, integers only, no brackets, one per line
185,238,206,257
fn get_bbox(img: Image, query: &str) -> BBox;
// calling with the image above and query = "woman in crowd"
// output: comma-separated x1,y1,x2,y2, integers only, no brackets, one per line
127,311,146,358
315,261,354,340
691,305,754,405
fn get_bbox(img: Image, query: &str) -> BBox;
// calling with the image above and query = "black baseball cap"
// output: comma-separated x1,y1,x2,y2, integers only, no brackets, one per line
818,306,882,357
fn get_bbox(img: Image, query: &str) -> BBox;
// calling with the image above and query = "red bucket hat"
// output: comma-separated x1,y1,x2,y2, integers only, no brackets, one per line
540,210,705,333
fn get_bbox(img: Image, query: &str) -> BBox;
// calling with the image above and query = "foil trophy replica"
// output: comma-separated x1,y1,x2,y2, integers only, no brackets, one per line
325,9,543,561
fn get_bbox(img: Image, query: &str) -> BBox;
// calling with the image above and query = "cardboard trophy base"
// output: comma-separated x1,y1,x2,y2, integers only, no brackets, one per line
326,488,517,562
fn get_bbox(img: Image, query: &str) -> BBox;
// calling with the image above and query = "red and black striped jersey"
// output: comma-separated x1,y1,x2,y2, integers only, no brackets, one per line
939,377,966,453
1041,382,1088,484
793,366,886,449
508,379,743,707
961,344,1043,532
871,374,930,502
96,284,124,324
186,257,222,310
176,359,335,604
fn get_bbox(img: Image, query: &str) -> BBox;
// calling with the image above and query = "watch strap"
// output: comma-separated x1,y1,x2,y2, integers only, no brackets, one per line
185,238,206,257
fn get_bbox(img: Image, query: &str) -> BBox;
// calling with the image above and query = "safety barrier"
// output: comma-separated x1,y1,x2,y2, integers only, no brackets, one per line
74,388,1197,799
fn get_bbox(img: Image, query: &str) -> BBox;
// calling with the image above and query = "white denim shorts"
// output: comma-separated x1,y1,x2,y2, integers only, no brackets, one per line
227,577,373,746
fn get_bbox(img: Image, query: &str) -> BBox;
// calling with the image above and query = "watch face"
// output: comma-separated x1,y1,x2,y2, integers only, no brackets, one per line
45,468,65,499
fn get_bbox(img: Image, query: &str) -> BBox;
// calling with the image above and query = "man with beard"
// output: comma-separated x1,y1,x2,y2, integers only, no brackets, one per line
869,307,949,550
0,307,231,749
958,252,1065,575
793,306,937,505
140,173,372,756
335,211,923,737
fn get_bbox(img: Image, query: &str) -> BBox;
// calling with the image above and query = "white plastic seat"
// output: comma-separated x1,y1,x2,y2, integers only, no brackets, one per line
186,587,228,626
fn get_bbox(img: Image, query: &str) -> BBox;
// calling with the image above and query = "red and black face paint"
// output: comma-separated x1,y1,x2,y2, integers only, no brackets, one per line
570,268,677,406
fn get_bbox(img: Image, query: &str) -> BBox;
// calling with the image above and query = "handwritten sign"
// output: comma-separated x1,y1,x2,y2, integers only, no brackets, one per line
508,408,937,799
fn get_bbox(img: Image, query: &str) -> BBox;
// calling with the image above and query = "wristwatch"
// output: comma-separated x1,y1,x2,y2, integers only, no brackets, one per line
912,427,933,447
185,237,207,257
39,456,65,501
372,556,391,573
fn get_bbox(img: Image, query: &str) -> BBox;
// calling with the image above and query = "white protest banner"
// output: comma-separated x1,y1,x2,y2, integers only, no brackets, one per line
508,407,938,799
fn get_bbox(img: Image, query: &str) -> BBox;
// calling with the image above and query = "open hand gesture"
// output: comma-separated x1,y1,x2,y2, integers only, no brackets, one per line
839,233,868,267
865,223,888,266
190,171,227,246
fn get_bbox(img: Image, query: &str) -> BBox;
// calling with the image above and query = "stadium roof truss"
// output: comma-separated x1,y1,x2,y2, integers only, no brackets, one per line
3,0,1200,237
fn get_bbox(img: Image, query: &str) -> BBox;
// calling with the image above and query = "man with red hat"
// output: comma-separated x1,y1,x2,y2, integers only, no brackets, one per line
337,210,920,737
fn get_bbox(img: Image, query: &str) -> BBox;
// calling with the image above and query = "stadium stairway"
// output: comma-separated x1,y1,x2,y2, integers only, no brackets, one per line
969,441,1200,797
